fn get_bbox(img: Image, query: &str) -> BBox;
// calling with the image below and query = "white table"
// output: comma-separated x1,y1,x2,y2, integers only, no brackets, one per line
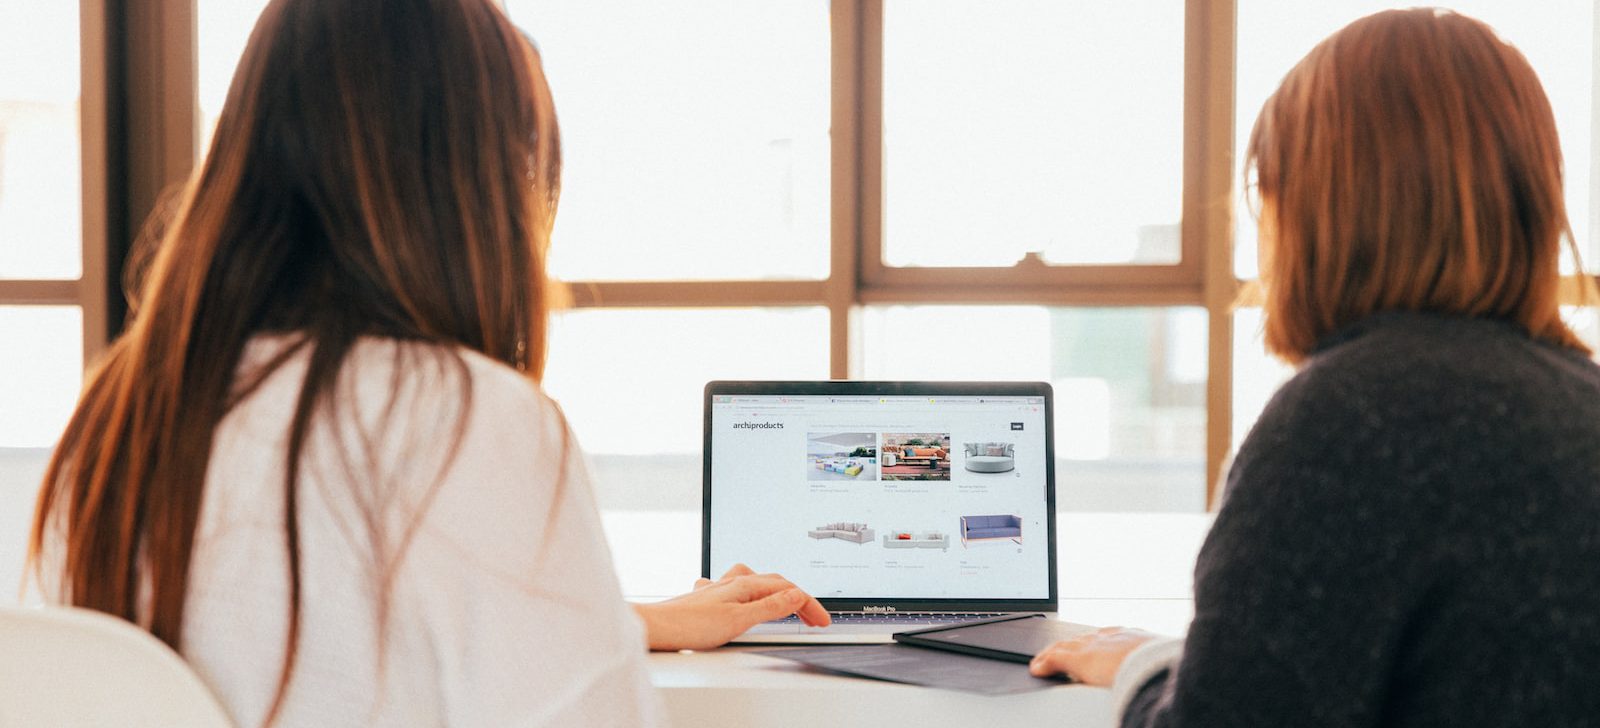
650,646,1114,724
604,511,1213,726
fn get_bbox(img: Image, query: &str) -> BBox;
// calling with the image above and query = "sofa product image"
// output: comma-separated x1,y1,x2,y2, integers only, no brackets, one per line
813,457,865,476
881,531,950,551
963,443,1015,473
808,522,875,544
885,445,947,468
960,514,1022,546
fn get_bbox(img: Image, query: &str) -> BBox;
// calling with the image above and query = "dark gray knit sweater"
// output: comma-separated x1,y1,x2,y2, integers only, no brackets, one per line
1126,311,1600,727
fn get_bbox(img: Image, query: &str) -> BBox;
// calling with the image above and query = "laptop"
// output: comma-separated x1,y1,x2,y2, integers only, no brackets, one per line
703,380,1058,644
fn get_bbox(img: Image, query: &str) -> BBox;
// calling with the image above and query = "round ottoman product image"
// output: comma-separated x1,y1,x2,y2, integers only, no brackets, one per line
963,443,1015,473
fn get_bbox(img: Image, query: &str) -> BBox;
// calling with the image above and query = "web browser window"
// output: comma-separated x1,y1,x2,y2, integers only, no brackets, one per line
707,393,1051,600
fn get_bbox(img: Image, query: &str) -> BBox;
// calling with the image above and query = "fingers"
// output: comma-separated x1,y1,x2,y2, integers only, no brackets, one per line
1028,629,1157,687
719,573,802,601
706,567,832,627
696,563,759,591
718,572,831,627
741,588,811,626
1029,642,1083,679
719,563,757,580
793,591,831,627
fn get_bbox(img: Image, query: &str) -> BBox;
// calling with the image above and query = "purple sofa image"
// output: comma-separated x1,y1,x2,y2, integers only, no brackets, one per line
960,514,1022,547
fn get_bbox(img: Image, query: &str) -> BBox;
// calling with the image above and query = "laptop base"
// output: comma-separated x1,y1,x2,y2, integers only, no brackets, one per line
728,611,1054,645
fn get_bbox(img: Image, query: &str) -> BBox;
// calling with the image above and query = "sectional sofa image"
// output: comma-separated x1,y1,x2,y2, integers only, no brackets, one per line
813,457,866,477
808,522,875,544
881,530,950,551
807,432,878,481
963,442,1016,473
960,514,1022,547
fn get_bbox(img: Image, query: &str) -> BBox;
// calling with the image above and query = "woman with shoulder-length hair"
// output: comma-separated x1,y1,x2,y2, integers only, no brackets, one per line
28,0,825,725
1031,8,1600,726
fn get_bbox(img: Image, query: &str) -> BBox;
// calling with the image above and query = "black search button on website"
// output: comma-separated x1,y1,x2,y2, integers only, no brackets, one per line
1010,422,1024,430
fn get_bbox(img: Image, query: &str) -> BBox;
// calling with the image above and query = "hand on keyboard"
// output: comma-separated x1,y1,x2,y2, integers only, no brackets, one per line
633,563,831,650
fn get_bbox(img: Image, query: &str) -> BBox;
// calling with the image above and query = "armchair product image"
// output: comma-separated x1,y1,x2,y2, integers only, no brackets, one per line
881,530,951,551
807,522,875,544
962,442,1015,473
959,514,1022,547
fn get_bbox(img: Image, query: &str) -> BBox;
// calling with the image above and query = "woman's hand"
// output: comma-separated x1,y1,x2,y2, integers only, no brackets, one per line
632,564,831,651
1028,626,1161,686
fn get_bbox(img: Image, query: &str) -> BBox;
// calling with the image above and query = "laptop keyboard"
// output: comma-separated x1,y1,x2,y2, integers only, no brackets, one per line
768,611,1006,626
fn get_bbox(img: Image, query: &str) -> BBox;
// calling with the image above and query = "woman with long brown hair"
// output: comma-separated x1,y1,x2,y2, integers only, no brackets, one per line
28,0,824,724
1031,8,1600,726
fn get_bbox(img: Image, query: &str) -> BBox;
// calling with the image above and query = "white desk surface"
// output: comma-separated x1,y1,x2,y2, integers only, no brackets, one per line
650,646,1115,725
604,511,1213,727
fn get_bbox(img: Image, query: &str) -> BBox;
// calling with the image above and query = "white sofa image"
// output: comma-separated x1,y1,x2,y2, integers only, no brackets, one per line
963,442,1015,473
881,530,950,551
808,522,875,544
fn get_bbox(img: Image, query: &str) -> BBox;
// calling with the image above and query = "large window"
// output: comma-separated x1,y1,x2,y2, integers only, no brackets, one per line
881,1,1186,268
13,1,1600,514
0,2,96,449
506,1,832,281
504,0,1226,512
543,307,831,509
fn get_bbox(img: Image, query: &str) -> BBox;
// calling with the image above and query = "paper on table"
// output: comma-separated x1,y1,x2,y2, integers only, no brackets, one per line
752,644,1070,695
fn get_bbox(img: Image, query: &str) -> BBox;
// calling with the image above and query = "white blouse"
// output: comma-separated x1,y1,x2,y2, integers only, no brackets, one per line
167,336,660,726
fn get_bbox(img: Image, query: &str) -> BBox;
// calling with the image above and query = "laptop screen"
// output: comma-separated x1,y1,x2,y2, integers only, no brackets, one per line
704,382,1055,606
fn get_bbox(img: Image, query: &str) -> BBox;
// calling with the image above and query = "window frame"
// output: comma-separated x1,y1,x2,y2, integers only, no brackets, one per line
569,0,1239,506
0,0,112,364
0,0,198,370
44,0,1600,509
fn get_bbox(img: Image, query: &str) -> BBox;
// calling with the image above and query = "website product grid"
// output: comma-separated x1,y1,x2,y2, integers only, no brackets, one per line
710,395,1050,599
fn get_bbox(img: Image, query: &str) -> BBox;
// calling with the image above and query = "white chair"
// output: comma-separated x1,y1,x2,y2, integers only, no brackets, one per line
0,606,234,728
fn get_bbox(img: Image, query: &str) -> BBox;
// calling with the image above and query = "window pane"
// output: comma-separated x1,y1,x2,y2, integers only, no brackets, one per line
860,306,1206,512
197,1,272,155
1562,305,1600,353
542,307,830,509
0,306,82,447
882,1,1184,268
203,3,832,282
505,1,830,281
1230,308,1294,452
1236,1,1596,278
0,3,81,279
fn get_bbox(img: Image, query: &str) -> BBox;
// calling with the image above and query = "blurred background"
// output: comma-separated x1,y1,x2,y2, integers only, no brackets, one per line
4,2,1599,591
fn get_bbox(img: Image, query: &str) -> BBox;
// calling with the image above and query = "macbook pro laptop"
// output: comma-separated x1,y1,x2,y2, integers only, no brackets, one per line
703,381,1058,644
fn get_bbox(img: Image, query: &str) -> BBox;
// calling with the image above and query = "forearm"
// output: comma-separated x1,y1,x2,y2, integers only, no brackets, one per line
631,602,673,651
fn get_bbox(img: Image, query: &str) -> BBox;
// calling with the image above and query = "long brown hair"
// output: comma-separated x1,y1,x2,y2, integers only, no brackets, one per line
30,0,560,719
1246,8,1587,362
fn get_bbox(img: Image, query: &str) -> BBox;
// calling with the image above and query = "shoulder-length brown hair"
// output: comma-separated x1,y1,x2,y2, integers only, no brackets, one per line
1246,7,1588,363
31,0,560,721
